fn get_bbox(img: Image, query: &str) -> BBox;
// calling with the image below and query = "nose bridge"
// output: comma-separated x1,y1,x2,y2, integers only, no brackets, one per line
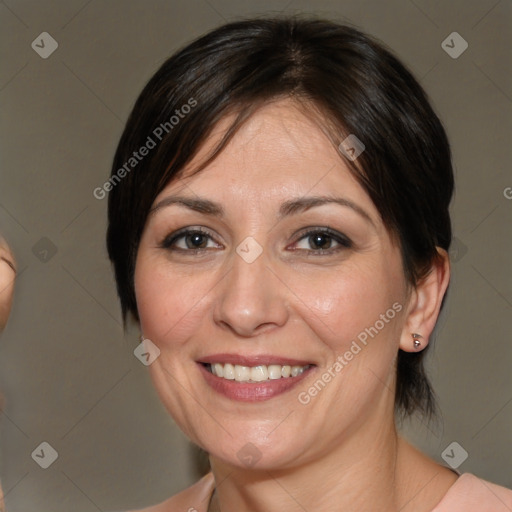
213,238,288,336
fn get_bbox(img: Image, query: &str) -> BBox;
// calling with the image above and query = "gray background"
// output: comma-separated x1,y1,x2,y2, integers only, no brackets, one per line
0,0,511,510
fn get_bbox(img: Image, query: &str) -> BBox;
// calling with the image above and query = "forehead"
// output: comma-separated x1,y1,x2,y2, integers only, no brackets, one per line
156,99,373,212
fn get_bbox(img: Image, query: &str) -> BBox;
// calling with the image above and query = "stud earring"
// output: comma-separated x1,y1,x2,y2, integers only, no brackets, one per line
412,333,423,349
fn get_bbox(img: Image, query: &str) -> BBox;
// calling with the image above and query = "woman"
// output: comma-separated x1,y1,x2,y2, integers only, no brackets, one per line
0,236,16,512
0,238,15,334
106,16,512,511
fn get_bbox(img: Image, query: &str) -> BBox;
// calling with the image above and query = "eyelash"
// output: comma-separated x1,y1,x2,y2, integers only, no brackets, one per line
160,226,352,256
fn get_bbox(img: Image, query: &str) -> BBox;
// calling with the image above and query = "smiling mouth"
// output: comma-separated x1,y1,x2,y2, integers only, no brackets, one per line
203,362,313,383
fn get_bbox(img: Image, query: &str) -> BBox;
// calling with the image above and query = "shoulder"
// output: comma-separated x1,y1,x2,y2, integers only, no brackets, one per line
124,472,215,512
432,473,512,512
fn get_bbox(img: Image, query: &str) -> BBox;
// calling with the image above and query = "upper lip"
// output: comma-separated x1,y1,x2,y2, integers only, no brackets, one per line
198,353,314,367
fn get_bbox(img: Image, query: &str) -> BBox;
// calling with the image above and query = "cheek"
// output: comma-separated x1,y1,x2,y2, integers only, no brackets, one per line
134,256,215,348
293,257,403,354
291,263,405,418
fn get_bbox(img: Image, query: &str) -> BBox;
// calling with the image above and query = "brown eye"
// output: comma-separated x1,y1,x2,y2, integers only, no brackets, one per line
292,228,352,254
182,232,209,249
308,232,334,250
160,228,221,252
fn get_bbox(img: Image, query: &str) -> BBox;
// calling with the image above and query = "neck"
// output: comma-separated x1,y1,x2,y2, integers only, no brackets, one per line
208,414,453,512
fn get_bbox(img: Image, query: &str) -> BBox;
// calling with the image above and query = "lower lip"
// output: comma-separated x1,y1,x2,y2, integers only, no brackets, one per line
198,363,315,402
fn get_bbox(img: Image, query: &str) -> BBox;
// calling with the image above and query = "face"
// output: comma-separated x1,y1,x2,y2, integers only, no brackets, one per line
0,237,16,332
135,99,411,470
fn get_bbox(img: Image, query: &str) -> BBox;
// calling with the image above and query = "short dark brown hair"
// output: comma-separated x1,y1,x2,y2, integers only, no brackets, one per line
106,15,453,419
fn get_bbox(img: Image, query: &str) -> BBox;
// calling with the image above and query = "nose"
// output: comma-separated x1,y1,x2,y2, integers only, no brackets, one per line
213,244,289,338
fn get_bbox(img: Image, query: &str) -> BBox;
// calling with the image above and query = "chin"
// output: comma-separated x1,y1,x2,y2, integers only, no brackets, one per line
199,424,312,472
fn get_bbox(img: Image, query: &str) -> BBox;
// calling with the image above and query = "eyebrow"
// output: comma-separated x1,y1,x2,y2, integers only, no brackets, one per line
150,194,375,225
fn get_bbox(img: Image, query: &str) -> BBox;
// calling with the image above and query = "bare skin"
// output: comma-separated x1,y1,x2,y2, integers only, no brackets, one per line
0,237,15,332
134,99,458,512
0,236,16,512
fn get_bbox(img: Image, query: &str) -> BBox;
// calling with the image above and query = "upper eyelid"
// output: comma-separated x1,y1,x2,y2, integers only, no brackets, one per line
162,226,219,245
291,228,352,249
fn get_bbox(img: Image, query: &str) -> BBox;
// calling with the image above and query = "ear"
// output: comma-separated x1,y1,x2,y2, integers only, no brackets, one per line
399,248,450,352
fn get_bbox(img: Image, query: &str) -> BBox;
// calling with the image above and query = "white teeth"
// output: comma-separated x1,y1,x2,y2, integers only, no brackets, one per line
208,362,310,382
234,365,251,381
223,363,235,379
213,363,224,378
281,365,291,378
251,365,269,382
291,365,304,377
268,365,282,380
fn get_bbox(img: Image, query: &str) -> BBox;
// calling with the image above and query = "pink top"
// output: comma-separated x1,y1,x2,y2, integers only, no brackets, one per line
432,473,512,511
133,472,512,511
